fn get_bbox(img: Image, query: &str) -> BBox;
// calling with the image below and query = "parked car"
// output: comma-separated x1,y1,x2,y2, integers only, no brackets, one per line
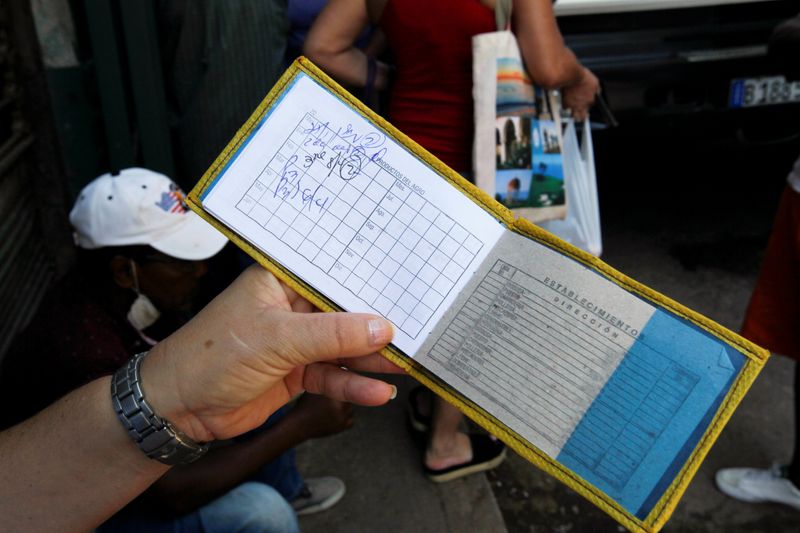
555,0,800,214
557,0,799,134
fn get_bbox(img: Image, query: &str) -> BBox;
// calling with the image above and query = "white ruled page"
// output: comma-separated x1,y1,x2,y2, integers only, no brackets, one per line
202,73,505,355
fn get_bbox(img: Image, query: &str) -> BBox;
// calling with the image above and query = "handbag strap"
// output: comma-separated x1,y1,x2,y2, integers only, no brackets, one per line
494,0,513,31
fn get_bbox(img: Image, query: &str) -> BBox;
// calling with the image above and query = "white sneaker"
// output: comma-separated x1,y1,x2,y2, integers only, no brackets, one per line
290,476,346,516
715,464,800,510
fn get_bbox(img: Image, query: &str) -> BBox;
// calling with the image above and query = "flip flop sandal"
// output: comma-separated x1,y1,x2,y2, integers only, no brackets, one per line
424,434,506,483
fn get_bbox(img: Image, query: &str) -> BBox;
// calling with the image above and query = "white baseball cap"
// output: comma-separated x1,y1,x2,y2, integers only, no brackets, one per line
69,167,227,261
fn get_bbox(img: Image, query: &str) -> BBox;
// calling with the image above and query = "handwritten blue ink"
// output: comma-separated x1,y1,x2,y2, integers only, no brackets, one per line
273,159,330,214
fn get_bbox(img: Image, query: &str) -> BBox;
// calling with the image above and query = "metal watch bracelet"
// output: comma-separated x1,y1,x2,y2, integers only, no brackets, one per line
111,351,209,465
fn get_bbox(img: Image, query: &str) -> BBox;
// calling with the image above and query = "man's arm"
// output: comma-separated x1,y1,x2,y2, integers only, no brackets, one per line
0,377,169,533
0,266,398,533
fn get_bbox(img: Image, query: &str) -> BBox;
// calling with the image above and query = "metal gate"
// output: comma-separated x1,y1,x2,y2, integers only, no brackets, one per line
0,0,73,361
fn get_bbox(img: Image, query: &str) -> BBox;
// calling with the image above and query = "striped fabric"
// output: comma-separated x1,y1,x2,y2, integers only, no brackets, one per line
156,0,289,188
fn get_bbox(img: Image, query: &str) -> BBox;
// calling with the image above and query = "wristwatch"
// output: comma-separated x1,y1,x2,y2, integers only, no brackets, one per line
111,351,209,465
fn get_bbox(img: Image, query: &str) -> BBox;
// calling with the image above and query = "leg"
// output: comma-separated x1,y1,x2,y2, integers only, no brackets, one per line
195,482,299,533
715,186,800,508
423,396,505,482
248,398,349,514
740,185,800,486
240,407,305,501
425,399,472,470
97,482,298,533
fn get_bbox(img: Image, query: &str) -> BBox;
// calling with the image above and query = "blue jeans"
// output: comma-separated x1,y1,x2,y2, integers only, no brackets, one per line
98,409,304,532
195,482,299,533
98,482,298,533
239,407,304,501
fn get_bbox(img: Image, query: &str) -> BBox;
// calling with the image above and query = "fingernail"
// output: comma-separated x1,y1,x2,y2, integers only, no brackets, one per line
389,385,398,400
368,318,394,346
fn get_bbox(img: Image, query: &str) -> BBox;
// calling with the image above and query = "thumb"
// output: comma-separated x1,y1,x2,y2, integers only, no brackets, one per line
275,311,394,365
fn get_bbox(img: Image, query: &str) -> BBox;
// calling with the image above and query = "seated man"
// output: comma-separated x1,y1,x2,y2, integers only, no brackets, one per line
0,168,350,531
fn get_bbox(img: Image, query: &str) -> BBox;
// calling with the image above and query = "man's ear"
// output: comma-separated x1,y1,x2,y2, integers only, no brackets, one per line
110,255,135,289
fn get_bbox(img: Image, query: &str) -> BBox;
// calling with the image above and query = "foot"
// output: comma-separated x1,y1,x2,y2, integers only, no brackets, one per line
424,434,505,483
716,464,800,510
290,477,346,516
425,432,473,471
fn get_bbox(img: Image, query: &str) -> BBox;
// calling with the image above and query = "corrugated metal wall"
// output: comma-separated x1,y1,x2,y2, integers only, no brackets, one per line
0,0,73,360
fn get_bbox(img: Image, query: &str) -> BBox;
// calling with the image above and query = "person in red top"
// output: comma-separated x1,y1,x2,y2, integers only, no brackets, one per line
379,0,496,172
306,0,597,174
306,0,599,482
714,12,800,511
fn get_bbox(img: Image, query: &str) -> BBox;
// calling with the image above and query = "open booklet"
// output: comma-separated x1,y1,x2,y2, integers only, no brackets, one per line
188,58,768,533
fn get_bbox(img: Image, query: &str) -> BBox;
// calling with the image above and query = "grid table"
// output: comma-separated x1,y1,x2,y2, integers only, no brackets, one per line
235,114,484,338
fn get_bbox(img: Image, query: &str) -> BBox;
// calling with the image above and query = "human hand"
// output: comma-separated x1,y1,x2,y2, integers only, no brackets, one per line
290,393,355,440
562,67,599,121
141,265,401,443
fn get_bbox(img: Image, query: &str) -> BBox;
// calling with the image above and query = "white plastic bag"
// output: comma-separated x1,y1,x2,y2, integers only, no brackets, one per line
538,120,602,257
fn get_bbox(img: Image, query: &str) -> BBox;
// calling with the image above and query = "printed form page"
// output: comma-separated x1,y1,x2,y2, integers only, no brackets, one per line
416,230,745,518
201,73,506,355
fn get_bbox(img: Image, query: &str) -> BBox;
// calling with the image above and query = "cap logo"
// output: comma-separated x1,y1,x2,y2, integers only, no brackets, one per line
155,188,188,214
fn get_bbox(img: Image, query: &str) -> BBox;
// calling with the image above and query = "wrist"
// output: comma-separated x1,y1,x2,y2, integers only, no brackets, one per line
567,65,589,88
138,345,187,425
133,346,214,446
110,351,209,465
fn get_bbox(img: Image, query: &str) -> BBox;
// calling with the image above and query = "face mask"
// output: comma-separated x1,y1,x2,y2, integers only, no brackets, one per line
127,261,161,332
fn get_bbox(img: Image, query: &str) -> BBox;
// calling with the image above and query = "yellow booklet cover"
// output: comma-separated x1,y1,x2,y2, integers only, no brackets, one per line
187,57,768,532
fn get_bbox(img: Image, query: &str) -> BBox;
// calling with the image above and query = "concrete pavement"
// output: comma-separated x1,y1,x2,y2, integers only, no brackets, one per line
296,374,507,533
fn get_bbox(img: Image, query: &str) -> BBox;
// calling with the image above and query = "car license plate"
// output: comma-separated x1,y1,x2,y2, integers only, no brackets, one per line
729,76,800,108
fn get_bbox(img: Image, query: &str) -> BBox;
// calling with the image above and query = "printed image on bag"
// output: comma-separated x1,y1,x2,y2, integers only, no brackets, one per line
474,30,567,223
496,57,536,115
493,80,566,213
